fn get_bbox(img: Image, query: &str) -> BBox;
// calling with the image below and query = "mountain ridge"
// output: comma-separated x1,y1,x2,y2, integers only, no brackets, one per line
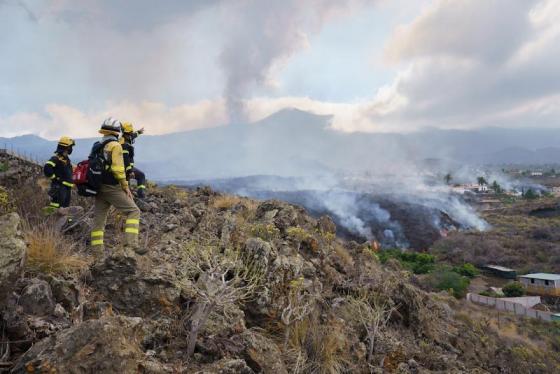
2,109,560,180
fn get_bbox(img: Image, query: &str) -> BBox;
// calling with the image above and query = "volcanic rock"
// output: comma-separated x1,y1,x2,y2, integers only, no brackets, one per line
234,329,288,374
11,316,144,373
18,279,55,317
0,212,26,304
90,254,181,316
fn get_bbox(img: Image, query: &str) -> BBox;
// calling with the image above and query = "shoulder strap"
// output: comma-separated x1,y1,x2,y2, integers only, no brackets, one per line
91,139,117,156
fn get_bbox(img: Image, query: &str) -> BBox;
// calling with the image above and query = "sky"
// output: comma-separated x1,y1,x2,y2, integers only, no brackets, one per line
0,0,559,139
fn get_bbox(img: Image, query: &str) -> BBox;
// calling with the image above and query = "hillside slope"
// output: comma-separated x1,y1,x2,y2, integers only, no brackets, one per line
3,109,560,182
1,159,560,373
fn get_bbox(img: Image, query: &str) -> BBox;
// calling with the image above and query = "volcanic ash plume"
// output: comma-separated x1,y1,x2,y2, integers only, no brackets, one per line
218,0,368,123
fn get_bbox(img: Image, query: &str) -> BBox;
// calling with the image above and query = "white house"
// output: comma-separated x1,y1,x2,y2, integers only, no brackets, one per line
519,273,560,296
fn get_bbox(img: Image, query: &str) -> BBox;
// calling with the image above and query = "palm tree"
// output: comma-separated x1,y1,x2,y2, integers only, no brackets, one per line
444,173,452,185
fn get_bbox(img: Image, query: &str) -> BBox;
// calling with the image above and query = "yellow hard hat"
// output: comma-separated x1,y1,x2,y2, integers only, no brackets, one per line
121,122,134,134
58,136,75,147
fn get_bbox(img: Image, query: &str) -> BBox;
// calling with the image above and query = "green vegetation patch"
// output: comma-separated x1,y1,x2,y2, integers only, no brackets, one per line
502,282,525,297
426,266,470,299
379,249,477,298
379,249,435,274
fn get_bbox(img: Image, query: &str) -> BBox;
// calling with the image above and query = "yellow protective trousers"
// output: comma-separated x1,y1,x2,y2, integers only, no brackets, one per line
91,184,141,252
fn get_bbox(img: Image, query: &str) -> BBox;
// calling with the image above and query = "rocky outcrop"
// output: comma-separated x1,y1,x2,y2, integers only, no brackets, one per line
0,151,41,187
2,180,560,373
18,279,55,317
11,316,144,373
0,213,26,304
235,329,288,374
90,254,181,317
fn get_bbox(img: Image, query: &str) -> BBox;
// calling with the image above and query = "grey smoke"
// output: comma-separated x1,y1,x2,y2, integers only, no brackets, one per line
218,0,368,123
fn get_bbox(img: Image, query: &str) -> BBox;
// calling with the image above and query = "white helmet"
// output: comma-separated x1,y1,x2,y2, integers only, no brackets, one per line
99,117,122,135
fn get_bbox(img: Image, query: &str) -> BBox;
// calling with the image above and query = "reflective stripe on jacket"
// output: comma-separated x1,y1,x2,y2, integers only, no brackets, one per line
43,154,73,187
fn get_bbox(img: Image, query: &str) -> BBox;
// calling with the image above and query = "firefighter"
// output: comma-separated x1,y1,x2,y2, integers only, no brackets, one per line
90,117,145,258
43,136,75,211
120,122,147,199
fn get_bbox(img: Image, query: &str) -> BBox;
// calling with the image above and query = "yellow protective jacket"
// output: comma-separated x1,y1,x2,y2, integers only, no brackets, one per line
102,140,128,188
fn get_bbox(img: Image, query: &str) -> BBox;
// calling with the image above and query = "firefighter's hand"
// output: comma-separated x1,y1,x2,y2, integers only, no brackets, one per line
137,127,144,135
122,185,133,200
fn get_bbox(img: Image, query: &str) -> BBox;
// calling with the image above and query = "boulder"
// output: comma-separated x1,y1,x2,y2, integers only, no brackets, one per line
244,238,274,267
234,329,288,374
11,316,144,374
202,358,255,374
91,254,181,316
0,212,26,303
19,279,55,316
43,275,80,310
256,200,306,231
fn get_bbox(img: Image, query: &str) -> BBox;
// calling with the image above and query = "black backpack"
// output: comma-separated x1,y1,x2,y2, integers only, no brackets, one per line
76,139,115,197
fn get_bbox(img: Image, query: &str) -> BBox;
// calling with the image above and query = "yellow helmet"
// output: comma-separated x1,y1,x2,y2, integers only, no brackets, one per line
121,122,134,134
58,136,75,147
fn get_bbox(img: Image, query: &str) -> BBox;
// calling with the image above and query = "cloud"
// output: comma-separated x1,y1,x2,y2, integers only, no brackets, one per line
0,100,227,139
2,0,559,137
0,0,225,113
385,0,535,64
341,0,560,132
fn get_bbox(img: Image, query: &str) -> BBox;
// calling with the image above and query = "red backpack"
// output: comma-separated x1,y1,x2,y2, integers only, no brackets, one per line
73,160,89,185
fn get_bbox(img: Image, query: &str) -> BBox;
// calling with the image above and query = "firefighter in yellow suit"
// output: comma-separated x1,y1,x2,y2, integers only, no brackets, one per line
90,117,145,258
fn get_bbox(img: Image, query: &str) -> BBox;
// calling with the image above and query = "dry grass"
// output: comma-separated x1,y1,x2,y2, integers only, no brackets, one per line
333,243,354,267
160,185,189,202
11,183,49,225
285,316,350,374
213,195,259,221
213,195,244,210
25,226,88,277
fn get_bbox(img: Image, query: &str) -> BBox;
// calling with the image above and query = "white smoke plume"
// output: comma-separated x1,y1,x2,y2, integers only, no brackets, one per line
218,0,369,123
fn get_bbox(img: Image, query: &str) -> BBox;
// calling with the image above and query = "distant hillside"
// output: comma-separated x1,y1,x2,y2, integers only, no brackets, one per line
481,146,560,165
2,108,560,180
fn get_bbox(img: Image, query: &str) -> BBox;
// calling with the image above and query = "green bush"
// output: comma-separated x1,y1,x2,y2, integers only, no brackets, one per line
452,263,479,278
379,249,435,274
523,189,538,200
428,269,470,298
502,282,525,297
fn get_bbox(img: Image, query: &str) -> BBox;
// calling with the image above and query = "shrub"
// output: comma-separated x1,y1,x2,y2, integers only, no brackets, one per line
286,226,312,242
379,249,435,274
428,268,470,298
453,263,479,278
502,282,525,297
0,186,14,215
523,189,538,200
250,223,280,242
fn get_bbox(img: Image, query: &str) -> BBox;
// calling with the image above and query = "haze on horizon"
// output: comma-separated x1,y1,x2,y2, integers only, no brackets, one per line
1,0,559,140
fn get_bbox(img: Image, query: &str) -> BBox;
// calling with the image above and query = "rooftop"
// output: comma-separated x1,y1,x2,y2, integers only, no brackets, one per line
484,265,515,272
520,273,560,281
